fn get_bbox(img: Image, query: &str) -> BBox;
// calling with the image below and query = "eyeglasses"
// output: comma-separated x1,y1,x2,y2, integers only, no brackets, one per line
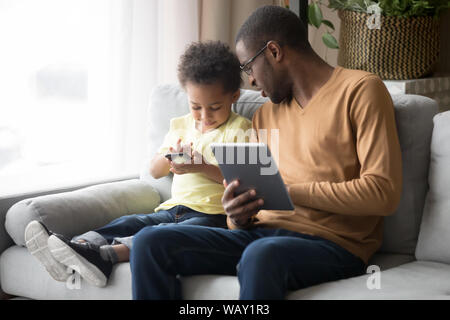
240,42,269,76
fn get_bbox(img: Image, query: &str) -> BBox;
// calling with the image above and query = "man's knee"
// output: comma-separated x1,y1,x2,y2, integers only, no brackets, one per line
238,238,283,273
131,227,169,261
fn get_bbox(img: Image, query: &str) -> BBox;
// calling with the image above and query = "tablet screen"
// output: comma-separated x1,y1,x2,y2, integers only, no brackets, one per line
211,143,294,211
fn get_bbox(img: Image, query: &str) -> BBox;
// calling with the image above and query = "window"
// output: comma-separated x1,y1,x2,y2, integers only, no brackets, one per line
0,0,124,196
0,0,200,196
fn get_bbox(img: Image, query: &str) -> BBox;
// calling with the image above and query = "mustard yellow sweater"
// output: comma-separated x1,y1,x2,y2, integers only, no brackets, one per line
251,66,402,264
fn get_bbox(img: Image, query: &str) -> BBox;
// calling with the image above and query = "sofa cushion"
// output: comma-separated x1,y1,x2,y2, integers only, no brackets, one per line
286,260,450,299
415,111,450,263
231,87,268,120
0,246,132,299
379,94,438,255
5,179,160,246
183,260,450,299
0,246,428,300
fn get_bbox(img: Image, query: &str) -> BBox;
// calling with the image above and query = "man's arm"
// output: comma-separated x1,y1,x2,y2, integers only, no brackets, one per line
289,76,402,216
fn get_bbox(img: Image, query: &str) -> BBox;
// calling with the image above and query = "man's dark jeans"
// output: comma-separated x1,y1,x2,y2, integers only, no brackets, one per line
130,225,367,299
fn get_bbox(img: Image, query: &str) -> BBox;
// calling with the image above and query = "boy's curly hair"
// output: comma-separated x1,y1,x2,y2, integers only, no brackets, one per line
178,41,242,93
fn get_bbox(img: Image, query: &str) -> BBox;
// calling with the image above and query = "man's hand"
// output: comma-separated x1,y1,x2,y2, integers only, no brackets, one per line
221,179,264,229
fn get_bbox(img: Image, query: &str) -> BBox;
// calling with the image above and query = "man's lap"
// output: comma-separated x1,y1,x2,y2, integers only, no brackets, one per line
132,224,365,277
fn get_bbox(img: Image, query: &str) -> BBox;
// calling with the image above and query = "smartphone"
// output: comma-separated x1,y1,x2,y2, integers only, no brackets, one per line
165,152,192,164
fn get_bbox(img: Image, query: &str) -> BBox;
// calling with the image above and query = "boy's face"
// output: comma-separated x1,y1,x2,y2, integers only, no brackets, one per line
186,81,240,133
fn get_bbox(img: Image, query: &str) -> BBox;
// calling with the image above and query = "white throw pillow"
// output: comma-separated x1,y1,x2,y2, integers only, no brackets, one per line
415,111,450,263
5,179,160,246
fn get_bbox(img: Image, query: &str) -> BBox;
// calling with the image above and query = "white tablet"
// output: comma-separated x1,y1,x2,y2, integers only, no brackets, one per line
210,143,294,211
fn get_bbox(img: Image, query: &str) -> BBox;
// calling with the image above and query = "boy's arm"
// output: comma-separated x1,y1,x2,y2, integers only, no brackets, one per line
149,153,171,179
200,163,223,184
151,117,176,179
169,152,224,184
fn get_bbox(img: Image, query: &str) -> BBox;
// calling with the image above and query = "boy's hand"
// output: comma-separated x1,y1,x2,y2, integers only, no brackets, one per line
169,138,193,154
169,150,207,175
166,138,194,168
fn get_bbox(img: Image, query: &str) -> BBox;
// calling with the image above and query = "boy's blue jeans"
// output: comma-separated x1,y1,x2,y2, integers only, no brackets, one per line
130,225,367,300
73,205,227,249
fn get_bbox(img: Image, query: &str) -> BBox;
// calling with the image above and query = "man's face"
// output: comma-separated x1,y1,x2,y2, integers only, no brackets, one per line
236,40,288,104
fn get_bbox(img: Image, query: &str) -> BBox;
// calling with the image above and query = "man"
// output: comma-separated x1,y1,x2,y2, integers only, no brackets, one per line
130,6,402,300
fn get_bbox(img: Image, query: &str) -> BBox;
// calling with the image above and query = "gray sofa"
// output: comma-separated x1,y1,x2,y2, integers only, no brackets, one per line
1,84,449,300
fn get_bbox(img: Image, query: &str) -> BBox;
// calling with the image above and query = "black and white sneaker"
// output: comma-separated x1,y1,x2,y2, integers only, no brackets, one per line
24,220,69,282
47,234,112,287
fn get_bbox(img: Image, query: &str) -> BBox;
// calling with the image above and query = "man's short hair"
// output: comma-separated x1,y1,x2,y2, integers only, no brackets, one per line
178,41,242,93
236,5,310,53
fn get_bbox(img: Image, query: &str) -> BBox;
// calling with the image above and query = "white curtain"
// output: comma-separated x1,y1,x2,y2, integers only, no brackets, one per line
0,0,199,196
110,0,199,179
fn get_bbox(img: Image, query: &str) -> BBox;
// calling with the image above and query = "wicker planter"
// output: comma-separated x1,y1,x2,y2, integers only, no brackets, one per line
337,10,440,80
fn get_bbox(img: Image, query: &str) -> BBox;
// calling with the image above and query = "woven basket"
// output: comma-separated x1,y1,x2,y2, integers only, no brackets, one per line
337,10,440,80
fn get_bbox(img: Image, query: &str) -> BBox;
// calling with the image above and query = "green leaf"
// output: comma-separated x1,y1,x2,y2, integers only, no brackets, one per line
322,19,335,30
308,2,323,28
322,33,339,49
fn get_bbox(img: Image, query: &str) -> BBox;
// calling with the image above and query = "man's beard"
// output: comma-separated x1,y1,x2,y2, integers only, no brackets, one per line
264,59,291,104
269,87,291,104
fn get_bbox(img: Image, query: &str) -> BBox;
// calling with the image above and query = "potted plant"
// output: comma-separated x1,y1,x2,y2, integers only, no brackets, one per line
306,0,450,79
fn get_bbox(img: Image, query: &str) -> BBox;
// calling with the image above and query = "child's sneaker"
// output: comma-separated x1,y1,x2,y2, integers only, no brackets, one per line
24,220,69,282
47,234,112,287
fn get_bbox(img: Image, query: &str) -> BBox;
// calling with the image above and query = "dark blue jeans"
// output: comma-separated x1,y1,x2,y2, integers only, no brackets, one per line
73,205,227,248
130,225,367,300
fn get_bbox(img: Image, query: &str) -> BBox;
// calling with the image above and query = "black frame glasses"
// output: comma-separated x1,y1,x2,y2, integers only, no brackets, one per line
240,42,269,76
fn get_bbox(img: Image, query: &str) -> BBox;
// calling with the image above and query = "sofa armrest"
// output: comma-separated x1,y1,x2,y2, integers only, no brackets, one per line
5,179,161,246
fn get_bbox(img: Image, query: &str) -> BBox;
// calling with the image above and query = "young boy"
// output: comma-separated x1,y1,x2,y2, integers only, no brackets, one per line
24,41,252,287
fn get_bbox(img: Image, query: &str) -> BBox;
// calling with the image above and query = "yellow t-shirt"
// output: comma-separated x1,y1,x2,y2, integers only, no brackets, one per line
154,111,253,214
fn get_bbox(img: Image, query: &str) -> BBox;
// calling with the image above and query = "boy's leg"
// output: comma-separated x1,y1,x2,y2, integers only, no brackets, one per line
111,243,130,262
72,207,179,246
237,235,367,299
130,225,260,300
175,206,228,228
24,220,69,282
105,207,227,264
47,207,180,287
